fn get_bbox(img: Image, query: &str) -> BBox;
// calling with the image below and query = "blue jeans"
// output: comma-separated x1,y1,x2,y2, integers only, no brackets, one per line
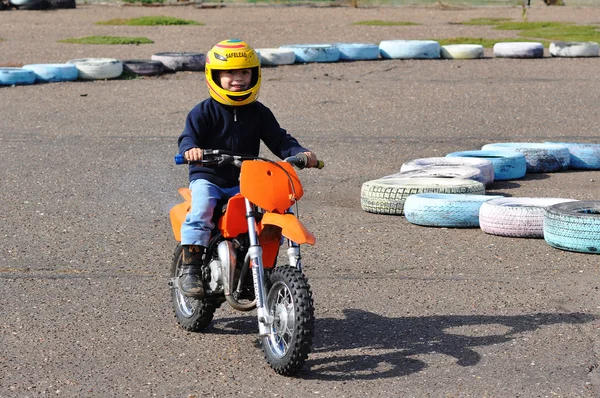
180,179,240,247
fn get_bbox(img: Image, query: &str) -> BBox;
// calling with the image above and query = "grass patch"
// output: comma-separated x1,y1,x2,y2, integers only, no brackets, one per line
462,18,600,43
59,36,154,45
96,16,202,26
435,37,550,48
461,18,512,26
353,20,419,26
517,24,600,42
494,21,568,31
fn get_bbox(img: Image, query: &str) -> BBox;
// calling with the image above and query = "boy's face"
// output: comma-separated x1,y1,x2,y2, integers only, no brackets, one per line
219,68,252,92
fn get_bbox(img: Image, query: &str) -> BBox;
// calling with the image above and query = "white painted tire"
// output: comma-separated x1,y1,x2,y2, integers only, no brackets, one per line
400,157,494,186
549,41,599,57
544,142,600,170
150,52,205,72
67,58,123,80
256,48,296,66
404,193,502,228
361,177,485,216
440,44,484,59
279,44,340,63
493,42,544,58
0,68,36,85
334,43,380,61
383,165,484,183
446,150,527,181
22,63,79,82
481,142,570,173
479,197,577,238
379,40,441,59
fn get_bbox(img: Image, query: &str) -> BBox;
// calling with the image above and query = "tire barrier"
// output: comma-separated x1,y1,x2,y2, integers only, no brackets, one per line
544,142,600,170
383,165,484,183
334,43,380,61
481,142,570,173
440,44,484,59
66,58,123,80
150,52,206,72
400,157,494,186
544,201,600,254
379,40,441,59
256,48,296,66
361,177,485,216
549,41,599,58
122,60,165,76
0,67,36,85
493,42,544,58
445,150,527,181
279,44,340,63
404,193,502,228
22,63,78,83
479,197,577,238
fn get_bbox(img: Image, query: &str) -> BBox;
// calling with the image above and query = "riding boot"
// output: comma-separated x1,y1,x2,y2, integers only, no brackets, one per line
179,245,205,298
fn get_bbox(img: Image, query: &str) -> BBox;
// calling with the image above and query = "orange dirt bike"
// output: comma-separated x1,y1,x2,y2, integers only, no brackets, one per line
170,149,324,375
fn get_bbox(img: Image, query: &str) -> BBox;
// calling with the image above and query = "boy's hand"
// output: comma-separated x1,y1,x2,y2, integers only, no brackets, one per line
185,148,203,162
303,151,318,168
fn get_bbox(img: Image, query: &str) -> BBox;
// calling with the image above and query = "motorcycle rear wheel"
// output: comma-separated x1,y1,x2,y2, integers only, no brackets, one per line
261,266,315,375
170,244,218,332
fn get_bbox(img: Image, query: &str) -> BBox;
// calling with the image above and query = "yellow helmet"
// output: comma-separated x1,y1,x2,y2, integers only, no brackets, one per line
205,39,261,106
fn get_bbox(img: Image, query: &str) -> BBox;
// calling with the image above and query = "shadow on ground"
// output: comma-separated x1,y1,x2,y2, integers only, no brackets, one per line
208,308,595,380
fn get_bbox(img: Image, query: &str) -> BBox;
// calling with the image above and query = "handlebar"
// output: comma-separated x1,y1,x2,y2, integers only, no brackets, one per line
175,150,324,170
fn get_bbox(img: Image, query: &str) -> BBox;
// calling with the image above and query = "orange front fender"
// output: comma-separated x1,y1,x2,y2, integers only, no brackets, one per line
261,213,315,245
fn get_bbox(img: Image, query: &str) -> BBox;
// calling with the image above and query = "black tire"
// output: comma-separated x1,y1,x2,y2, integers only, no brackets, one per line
170,244,217,332
122,60,164,76
47,0,75,8
261,266,314,376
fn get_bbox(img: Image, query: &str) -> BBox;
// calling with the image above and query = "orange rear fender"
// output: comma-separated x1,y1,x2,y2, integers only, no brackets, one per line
261,213,315,245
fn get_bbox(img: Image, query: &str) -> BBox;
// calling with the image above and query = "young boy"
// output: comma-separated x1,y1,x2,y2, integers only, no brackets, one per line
177,39,318,297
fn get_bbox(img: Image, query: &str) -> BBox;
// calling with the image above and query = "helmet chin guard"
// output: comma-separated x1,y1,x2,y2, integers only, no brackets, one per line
205,39,261,106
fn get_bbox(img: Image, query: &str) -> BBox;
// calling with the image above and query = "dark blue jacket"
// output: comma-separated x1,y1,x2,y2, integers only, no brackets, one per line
178,98,309,187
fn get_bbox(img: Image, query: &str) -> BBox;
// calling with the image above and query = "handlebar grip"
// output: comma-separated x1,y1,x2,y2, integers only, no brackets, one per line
174,154,187,165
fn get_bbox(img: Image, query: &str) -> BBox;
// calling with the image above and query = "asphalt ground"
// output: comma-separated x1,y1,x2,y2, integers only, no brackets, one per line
1,4,600,397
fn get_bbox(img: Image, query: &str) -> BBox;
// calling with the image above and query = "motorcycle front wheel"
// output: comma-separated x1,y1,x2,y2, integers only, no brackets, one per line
261,266,315,375
170,244,218,332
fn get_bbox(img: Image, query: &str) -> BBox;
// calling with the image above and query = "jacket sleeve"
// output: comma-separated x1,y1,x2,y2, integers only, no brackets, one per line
178,103,209,155
258,104,309,159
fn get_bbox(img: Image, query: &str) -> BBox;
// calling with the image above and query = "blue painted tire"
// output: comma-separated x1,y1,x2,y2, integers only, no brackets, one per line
379,40,440,59
493,42,544,58
0,68,36,85
404,193,502,228
334,43,380,61
279,44,340,63
544,201,600,254
400,157,494,186
446,150,527,181
22,64,78,83
480,197,576,238
481,142,570,173
544,142,600,170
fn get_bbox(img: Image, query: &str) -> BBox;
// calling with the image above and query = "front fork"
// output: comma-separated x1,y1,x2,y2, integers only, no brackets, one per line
246,200,303,336
245,199,272,336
